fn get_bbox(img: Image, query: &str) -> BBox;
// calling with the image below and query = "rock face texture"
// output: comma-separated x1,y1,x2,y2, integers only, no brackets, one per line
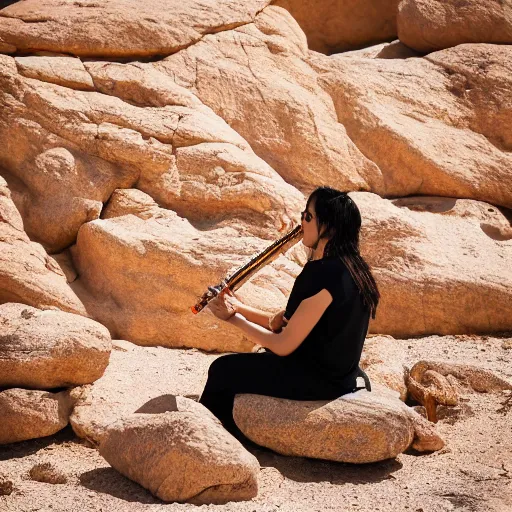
0,302,111,389
99,397,259,504
274,0,400,54
398,0,512,52
0,0,272,58
355,193,512,337
0,53,300,253
0,388,75,444
156,7,384,194
0,176,86,314
311,44,512,208
233,387,444,463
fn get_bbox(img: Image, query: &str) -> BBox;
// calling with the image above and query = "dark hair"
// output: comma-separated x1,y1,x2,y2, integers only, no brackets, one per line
307,186,380,319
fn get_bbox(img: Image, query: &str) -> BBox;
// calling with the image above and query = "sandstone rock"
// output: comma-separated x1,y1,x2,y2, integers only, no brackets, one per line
157,6,383,194
335,40,419,60
274,0,399,54
360,336,408,400
398,0,512,53
99,397,259,504
70,191,290,350
0,54,301,251
0,474,14,496
0,175,86,314
233,386,444,463
15,56,95,91
0,388,75,444
70,341,214,444
311,44,512,207
29,463,67,484
0,302,111,389
353,192,512,337
0,0,271,58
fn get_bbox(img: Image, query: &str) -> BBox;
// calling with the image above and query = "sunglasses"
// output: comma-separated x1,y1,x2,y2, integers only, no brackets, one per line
301,210,313,222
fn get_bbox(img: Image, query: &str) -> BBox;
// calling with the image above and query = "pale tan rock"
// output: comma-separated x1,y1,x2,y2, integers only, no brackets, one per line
233,386,443,462
360,336,408,400
0,0,272,58
15,56,95,91
0,54,301,250
410,361,512,394
398,0,512,53
311,44,512,207
0,175,86,314
0,302,111,389
354,192,512,337
274,0,399,54
157,6,384,194
0,388,75,445
99,397,259,504
70,200,268,350
334,40,419,60
69,340,214,444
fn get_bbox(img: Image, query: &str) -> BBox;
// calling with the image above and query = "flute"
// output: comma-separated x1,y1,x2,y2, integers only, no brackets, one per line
191,225,303,314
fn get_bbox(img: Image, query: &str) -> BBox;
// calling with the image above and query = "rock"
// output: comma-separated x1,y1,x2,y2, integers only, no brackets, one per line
99,397,259,504
311,44,512,207
15,56,95,91
0,175,86,314
0,388,75,445
0,54,301,251
70,341,214,444
353,192,512,337
29,463,67,484
0,303,111,389
360,336,408,400
274,0,400,54
335,40,419,60
70,194,285,350
0,0,272,58
0,474,14,496
398,0,512,53
233,386,444,462
156,6,384,194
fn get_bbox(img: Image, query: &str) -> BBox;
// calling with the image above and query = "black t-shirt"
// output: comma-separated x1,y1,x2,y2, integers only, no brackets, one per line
283,255,370,387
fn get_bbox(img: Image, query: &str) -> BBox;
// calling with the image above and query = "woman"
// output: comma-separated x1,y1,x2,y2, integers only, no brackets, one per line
199,186,380,442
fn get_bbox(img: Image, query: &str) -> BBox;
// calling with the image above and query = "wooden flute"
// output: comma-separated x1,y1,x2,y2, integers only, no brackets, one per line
191,224,303,314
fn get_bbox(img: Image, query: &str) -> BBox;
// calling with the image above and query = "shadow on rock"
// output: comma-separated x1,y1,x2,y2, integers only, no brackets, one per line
79,467,161,504
135,394,178,414
251,446,403,485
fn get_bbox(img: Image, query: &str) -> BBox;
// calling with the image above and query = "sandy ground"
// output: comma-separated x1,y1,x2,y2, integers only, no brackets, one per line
1,334,511,512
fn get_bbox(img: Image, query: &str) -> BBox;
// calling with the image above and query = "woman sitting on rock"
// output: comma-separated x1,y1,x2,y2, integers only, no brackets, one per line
200,186,380,442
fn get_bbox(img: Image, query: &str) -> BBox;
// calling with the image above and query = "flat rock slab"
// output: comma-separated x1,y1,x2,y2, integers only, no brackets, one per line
234,387,444,463
99,396,259,504
0,302,111,389
0,388,75,445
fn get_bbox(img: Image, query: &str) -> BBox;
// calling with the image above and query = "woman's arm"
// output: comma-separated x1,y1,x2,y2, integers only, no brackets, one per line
234,302,272,330
227,289,333,356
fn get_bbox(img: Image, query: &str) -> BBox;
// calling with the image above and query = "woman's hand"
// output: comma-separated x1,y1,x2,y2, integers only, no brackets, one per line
207,289,239,321
269,309,288,333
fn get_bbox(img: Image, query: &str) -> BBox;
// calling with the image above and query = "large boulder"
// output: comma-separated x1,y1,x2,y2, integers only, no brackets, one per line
99,397,259,504
156,6,383,194
397,0,512,53
311,44,512,207
233,387,444,462
0,388,75,444
0,0,272,58
355,192,512,337
0,175,86,314
70,189,294,350
274,0,400,54
0,54,301,252
0,302,111,389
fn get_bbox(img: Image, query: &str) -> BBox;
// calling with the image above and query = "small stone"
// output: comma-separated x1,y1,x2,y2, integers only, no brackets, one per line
29,463,67,484
0,475,14,496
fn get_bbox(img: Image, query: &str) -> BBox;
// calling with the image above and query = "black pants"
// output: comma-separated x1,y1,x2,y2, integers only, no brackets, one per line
199,351,355,442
